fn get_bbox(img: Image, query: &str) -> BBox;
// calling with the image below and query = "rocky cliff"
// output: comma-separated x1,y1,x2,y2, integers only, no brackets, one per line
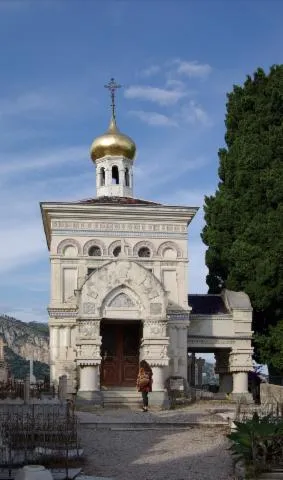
0,314,49,364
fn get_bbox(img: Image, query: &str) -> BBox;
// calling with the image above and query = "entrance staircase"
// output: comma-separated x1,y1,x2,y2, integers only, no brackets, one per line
101,387,141,407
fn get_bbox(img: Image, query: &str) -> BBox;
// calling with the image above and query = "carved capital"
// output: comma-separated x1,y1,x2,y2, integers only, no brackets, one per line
229,351,253,373
78,320,100,339
143,320,167,338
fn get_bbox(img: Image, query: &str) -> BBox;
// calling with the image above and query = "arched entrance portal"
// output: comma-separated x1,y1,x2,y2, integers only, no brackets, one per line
100,320,142,387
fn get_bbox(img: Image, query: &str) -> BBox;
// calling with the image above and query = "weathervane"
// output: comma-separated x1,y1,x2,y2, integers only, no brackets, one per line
104,77,122,120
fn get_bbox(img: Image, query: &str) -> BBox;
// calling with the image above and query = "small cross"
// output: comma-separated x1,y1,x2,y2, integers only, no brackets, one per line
104,77,122,120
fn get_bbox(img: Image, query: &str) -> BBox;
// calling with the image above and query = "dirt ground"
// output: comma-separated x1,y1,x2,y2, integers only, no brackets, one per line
79,424,234,480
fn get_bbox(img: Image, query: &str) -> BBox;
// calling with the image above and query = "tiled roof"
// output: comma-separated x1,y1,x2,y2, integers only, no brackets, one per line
77,196,161,205
188,294,228,315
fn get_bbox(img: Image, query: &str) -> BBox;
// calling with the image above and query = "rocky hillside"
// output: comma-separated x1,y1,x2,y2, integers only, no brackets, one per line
0,314,49,364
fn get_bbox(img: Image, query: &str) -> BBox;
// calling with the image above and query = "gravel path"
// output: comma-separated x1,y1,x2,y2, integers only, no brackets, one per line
77,404,235,425
79,424,234,480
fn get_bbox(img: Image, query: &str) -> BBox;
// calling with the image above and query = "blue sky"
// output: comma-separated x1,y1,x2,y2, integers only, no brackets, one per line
0,0,282,324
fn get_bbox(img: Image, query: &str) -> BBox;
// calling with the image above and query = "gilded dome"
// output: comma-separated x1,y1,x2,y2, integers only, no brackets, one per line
90,116,136,162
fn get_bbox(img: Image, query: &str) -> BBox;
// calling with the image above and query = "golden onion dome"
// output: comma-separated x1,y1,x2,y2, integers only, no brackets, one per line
90,116,136,162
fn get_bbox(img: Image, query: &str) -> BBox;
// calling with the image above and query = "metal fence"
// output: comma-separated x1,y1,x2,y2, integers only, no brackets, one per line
0,404,81,477
0,380,56,401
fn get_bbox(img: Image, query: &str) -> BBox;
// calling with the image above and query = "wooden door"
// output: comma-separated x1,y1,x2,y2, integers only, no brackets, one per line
101,323,140,387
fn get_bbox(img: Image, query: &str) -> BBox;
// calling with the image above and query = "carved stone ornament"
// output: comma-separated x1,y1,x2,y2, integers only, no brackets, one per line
146,321,166,337
77,344,101,359
108,293,135,308
150,303,162,315
79,320,100,338
86,279,99,300
83,302,96,314
229,352,253,372
81,260,165,318
52,220,186,235
139,271,159,301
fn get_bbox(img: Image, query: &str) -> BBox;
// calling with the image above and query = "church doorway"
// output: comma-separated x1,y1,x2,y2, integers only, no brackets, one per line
100,321,141,387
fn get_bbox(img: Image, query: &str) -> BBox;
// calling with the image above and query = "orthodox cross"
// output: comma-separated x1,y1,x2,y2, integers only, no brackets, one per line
104,77,122,120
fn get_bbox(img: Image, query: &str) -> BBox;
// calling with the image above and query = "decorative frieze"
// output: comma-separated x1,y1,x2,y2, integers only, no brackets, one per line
187,337,236,345
52,220,187,234
48,307,78,318
143,321,167,337
78,320,100,338
76,344,101,359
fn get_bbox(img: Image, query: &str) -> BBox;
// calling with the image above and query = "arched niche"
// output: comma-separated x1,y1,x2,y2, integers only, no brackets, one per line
133,240,156,257
57,238,82,256
157,241,182,258
83,239,107,256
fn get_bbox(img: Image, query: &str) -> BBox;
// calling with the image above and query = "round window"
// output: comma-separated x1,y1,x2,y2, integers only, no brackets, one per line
113,246,121,257
88,246,102,257
138,247,151,258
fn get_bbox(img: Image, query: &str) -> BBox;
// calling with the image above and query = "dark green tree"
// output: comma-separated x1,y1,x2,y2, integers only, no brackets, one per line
201,65,283,375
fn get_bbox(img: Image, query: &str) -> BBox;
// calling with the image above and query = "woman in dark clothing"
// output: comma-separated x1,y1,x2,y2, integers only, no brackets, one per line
136,360,153,412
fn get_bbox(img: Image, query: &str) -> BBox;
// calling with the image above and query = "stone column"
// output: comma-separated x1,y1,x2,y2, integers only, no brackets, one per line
50,259,61,303
215,350,232,394
187,355,192,384
140,319,169,408
78,364,101,401
24,375,30,404
76,320,102,404
66,326,71,347
177,324,189,379
229,350,253,402
190,352,196,386
197,358,205,386
58,374,68,402
232,371,249,394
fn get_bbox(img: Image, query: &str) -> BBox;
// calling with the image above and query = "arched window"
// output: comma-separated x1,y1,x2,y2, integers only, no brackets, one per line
138,247,151,258
88,246,102,257
125,167,130,187
100,167,105,186
112,165,119,184
113,246,121,257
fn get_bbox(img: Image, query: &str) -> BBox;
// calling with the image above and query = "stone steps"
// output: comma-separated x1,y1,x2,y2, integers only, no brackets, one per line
102,389,141,405
260,468,283,479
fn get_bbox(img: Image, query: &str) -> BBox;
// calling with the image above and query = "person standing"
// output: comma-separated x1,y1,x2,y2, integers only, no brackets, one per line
136,360,153,412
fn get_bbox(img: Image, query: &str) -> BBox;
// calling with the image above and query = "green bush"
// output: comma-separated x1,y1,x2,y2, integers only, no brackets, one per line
228,412,283,478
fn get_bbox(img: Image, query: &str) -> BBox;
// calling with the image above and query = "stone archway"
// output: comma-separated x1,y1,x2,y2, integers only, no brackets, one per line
76,260,169,400
79,259,167,320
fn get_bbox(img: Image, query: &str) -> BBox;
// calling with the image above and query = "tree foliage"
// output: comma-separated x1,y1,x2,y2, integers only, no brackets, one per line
201,66,283,366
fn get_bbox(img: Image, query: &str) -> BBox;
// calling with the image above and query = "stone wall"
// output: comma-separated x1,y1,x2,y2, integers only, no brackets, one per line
260,383,283,405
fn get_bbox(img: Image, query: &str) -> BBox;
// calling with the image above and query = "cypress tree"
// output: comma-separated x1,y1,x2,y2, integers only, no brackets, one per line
201,66,283,376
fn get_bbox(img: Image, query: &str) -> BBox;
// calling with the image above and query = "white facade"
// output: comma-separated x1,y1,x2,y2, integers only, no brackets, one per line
41,114,254,405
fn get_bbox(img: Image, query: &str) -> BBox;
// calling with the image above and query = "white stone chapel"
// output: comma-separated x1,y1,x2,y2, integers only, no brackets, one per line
41,79,254,405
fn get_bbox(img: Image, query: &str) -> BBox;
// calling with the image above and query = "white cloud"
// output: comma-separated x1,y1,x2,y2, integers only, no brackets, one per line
129,110,178,127
180,101,212,126
140,65,161,77
0,145,87,175
165,78,187,90
124,85,187,106
0,92,60,118
0,222,46,274
174,60,212,78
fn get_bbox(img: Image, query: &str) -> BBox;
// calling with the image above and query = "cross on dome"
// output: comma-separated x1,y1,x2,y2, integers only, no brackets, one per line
104,77,122,121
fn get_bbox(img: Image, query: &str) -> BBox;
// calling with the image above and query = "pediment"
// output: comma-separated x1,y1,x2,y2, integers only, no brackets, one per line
108,293,135,308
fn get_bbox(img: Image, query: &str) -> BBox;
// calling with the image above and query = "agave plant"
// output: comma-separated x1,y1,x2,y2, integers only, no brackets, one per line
228,412,283,478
